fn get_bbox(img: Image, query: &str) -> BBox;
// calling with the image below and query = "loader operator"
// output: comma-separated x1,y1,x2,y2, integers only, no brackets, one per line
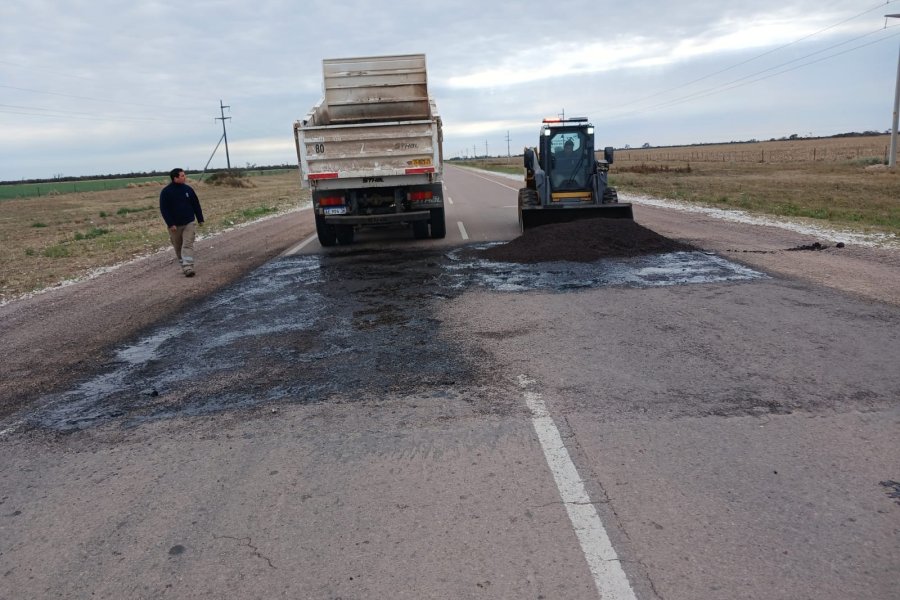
554,138,583,187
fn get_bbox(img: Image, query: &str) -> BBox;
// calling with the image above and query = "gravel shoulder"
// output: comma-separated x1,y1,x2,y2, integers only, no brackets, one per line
631,201,900,307
0,209,315,422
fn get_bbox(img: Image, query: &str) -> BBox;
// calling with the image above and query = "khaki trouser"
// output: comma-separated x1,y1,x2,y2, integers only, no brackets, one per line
168,221,197,272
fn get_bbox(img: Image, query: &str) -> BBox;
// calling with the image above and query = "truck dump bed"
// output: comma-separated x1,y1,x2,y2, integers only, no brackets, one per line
294,54,442,188
322,54,430,124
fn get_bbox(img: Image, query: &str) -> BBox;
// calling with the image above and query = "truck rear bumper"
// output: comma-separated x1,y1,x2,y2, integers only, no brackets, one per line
322,210,432,225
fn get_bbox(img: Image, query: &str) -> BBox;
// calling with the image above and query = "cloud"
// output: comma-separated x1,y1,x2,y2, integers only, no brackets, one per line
0,1,895,178
446,7,863,89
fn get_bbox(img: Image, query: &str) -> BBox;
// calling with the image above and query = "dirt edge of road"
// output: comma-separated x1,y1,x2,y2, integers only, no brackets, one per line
0,210,315,422
631,203,900,309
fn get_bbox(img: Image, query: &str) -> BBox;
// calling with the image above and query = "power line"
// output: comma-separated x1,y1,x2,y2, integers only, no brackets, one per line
603,24,900,121
0,84,206,115
0,103,200,124
0,59,106,82
628,0,898,107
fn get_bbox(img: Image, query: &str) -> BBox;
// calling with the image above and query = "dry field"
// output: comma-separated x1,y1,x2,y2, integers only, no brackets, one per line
460,134,899,236
612,136,898,233
618,134,890,164
0,172,309,303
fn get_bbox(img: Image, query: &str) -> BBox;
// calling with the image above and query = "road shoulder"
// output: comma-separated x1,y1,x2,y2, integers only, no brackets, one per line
0,210,315,421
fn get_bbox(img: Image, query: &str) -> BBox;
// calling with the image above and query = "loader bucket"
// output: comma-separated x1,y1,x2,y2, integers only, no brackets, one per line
520,203,634,230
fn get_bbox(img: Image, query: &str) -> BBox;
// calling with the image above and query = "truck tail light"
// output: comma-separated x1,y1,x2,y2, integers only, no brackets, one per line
408,191,433,202
318,196,344,206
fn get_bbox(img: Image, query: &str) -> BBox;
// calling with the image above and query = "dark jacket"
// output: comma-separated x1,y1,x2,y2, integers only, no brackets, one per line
159,183,204,227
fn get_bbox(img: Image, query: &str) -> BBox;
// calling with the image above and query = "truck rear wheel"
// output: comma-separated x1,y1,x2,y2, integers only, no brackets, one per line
602,186,619,204
315,215,337,247
429,208,446,239
336,224,355,245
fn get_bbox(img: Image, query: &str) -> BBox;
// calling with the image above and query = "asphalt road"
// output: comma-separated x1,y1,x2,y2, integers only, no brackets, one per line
1,166,898,599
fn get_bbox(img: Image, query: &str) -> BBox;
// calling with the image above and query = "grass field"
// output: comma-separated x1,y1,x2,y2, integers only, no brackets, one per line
458,135,900,235
0,169,296,200
0,171,308,303
0,176,170,200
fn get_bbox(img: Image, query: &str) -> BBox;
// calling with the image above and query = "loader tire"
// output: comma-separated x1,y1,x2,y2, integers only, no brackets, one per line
315,215,337,247
603,186,619,204
519,188,539,206
517,198,523,232
518,188,538,232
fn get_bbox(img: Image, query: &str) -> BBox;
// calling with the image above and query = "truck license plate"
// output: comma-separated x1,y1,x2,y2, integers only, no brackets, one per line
323,207,347,215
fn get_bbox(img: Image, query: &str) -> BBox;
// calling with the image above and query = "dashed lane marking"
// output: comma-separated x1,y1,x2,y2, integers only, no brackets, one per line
518,375,638,600
457,221,469,240
457,167,521,191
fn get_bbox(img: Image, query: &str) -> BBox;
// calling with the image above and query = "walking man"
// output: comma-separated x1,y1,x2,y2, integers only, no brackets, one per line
159,168,204,277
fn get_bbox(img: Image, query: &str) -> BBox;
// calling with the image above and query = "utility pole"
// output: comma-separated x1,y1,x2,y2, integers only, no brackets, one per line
485,140,489,158
887,14,900,168
216,100,232,170
505,131,511,157
558,108,566,121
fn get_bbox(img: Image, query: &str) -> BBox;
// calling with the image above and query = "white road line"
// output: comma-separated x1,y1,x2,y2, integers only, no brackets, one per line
457,167,521,191
281,233,319,256
447,196,454,205
517,375,637,600
457,221,469,240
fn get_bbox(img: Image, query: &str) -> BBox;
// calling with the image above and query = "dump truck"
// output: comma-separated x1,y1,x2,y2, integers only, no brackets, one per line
294,54,445,246
518,117,633,230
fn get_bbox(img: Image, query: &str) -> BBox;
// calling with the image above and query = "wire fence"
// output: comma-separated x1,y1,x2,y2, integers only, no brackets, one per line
619,139,890,164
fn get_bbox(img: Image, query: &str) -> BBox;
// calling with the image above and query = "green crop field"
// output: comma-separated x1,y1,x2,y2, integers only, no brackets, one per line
0,169,296,200
0,176,170,200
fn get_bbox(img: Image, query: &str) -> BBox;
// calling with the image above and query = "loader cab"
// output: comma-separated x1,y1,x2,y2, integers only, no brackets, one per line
539,118,595,192
519,115,632,230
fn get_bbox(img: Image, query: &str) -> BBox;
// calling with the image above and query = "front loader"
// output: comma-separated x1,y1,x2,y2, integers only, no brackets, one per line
518,117,633,230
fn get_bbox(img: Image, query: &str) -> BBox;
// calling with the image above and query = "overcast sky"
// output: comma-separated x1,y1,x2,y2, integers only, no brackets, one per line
2,0,899,180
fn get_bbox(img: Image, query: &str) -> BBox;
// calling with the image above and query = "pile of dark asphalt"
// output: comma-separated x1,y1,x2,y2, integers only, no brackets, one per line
473,218,696,263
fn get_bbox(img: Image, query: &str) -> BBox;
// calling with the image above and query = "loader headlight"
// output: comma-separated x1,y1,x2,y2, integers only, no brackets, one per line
587,127,594,134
